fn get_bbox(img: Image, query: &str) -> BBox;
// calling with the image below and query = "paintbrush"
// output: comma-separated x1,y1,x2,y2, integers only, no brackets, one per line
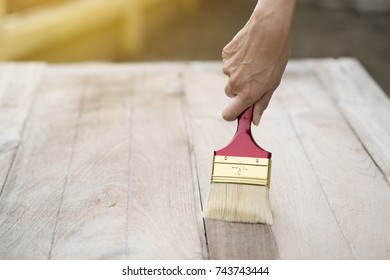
203,106,273,224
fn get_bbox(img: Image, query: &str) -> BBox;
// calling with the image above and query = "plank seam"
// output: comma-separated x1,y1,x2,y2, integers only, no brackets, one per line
180,69,210,260
267,225,281,259
125,75,135,258
47,77,88,260
0,150,18,198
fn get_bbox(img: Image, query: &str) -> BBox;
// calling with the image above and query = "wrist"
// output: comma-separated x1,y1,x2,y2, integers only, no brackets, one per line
251,0,296,32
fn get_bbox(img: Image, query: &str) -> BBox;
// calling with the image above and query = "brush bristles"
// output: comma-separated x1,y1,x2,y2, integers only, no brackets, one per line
203,183,273,225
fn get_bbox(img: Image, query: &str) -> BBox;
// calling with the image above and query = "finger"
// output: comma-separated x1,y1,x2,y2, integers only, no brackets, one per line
252,90,274,126
222,47,229,61
252,101,263,126
222,64,230,76
222,43,233,61
224,83,237,98
222,95,250,121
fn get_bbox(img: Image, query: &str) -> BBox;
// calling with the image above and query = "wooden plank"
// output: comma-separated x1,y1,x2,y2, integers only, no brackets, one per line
313,58,390,183
0,63,44,194
184,62,353,259
257,94,354,259
48,71,132,259
279,60,390,258
0,70,85,259
126,69,207,259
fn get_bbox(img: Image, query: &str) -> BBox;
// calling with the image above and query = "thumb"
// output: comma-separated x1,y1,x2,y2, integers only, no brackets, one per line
222,95,251,121
252,90,274,126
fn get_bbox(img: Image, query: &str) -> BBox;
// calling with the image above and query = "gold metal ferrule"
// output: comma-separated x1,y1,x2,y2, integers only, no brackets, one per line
211,155,271,187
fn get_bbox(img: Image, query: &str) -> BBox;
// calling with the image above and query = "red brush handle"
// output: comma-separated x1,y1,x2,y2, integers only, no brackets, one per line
236,105,254,135
215,106,271,159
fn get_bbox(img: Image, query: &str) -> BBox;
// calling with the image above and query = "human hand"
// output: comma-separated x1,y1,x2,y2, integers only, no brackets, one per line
222,0,296,125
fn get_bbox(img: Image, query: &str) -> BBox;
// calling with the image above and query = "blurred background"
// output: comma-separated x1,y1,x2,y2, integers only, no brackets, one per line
1,0,389,95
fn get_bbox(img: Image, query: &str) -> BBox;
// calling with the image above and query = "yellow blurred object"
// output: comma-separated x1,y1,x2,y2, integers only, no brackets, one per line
5,1,72,13
0,0,199,62
0,1,5,60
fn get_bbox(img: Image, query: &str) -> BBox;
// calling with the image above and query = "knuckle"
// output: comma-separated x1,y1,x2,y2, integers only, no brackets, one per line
222,46,230,57
228,75,238,88
272,81,281,91
257,96,271,110
262,101,270,110
221,50,228,61
224,84,232,96
222,65,230,76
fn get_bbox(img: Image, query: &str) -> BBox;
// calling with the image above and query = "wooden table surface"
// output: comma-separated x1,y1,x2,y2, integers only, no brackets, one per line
0,59,389,260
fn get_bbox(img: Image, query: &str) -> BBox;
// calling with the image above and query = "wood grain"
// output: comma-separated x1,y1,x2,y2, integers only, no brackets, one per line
0,69,85,259
126,69,207,259
313,58,390,184
48,72,131,259
258,93,354,259
0,63,43,194
1,60,389,259
284,60,390,258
